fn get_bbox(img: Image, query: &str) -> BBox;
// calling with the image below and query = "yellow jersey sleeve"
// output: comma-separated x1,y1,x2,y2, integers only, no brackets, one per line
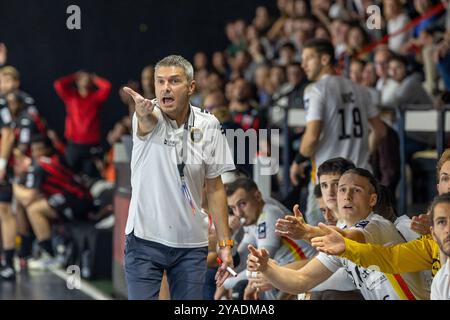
340,235,441,276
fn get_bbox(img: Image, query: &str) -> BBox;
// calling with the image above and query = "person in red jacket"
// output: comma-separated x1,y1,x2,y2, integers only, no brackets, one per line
54,71,111,179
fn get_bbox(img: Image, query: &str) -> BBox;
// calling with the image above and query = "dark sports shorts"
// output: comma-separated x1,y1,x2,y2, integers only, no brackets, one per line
0,182,12,203
47,193,93,222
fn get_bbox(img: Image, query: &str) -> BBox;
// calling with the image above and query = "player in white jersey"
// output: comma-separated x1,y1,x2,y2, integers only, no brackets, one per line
248,168,428,300
225,178,316,299
290,39,386,226
277,158,362,299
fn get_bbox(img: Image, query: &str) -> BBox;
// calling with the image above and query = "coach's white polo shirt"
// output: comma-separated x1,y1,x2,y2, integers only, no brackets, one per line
125,105,235,248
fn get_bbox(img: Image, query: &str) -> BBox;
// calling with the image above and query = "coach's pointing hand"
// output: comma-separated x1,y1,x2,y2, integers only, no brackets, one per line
123,86,157,135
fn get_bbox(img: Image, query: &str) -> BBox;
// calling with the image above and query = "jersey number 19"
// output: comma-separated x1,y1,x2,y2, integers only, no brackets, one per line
338,107,363,140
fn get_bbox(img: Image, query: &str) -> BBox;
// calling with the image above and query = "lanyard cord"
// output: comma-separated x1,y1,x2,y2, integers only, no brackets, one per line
176,107,194,179
176,107,196,214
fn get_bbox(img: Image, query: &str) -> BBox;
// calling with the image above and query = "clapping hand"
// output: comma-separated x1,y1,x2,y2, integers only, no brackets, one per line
275,204,309,240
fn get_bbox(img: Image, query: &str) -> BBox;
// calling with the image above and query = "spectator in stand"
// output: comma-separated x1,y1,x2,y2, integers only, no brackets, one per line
349,59,365,85
233,50,254,82
141,65,156,99
400,0,444,55
53,71,111,179
361,62,378,88
191,68,209,106
0,43,7,67
286,62,309,109
212,51,230,79
374,47,399,106
434,29,450,91
253,64,272,108
388,54,434,160
193,51,209,73
314,24,331,41
383,0,412,54
252,6,273,36
388,54,433,106
225,21,246,58
267,65,287,96
311,0,333,28
277,42,298,67
346,24,371,62
229,77,262,132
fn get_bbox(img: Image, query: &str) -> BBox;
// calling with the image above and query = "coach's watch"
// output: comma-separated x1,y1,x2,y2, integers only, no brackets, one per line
218,239,234,248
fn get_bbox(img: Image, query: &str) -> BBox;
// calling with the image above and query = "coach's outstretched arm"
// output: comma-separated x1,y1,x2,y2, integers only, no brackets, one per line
124,87,158,136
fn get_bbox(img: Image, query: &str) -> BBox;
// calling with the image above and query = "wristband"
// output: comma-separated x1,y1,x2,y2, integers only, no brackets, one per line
218,239,234,248
0,158,7,171
294,153,309,164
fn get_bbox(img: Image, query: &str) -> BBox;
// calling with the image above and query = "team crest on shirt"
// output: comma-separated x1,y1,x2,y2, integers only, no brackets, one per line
257,222,266,239
354,220,370,229
190,127,203,143
304,98,310,111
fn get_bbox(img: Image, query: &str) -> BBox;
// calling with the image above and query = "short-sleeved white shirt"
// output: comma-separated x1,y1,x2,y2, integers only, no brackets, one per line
431,258,450,300
316,213,429,300
125,105,235,248
304,75,379,180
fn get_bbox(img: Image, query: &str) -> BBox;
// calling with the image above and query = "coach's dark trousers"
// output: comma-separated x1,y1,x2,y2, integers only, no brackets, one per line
125,232,208,300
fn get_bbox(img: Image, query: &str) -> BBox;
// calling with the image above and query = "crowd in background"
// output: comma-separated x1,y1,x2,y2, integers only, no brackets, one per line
0,0,450,299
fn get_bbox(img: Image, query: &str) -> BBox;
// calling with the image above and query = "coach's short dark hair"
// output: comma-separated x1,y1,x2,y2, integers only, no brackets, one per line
225,177,259,197
303,38,336,66
317,157,356,180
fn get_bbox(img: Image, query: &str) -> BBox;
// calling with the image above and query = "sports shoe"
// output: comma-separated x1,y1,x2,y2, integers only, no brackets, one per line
0,266,16,281
27,253,62,271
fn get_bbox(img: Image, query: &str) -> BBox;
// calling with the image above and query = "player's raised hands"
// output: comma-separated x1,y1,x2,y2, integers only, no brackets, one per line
311,223,346,255
410,212,431,235
275,204,309,240
247,244,269,273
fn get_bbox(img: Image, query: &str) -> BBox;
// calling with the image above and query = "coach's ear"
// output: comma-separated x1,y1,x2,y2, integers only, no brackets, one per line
188,80,196,97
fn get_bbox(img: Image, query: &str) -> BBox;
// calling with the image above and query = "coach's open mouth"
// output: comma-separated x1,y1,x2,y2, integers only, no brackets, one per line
162,97,175,104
